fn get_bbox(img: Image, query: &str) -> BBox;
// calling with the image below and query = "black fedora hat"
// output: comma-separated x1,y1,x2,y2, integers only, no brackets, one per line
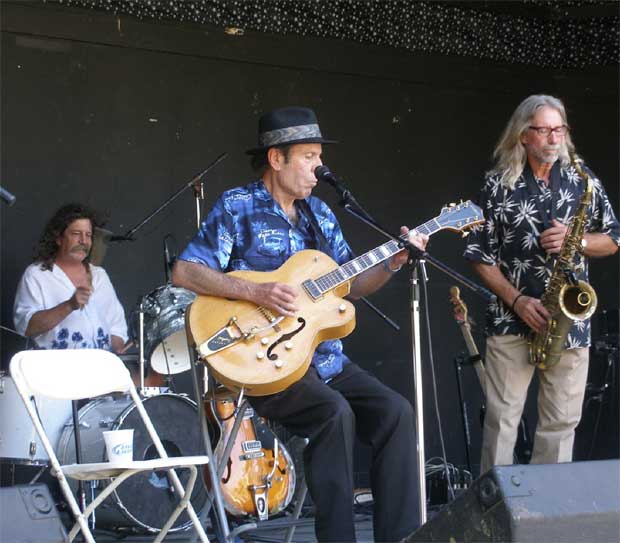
246,106,337,155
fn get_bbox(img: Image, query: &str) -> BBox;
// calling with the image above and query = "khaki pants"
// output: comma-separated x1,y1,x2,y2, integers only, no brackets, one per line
480,334,589,474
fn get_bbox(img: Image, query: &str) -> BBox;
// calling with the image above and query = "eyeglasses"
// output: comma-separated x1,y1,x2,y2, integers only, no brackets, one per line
527,125,569,137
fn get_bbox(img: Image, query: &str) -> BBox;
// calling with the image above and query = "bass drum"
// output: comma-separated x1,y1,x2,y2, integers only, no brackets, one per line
57,393,206,532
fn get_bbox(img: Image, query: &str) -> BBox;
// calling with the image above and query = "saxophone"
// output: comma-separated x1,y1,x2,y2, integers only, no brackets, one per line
528,155,598,370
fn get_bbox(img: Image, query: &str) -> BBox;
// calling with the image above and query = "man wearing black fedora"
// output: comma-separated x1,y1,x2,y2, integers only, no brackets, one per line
173,106,427,542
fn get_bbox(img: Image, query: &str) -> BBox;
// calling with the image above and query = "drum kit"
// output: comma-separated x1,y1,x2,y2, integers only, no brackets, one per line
0,283,207,533
0,157,307,538
0,283,303,536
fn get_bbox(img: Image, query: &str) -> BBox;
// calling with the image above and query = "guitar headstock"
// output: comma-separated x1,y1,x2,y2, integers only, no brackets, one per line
449,285,468,324
436,200,484,236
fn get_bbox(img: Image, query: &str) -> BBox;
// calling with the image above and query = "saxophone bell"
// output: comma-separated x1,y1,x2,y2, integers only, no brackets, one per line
559,281,597,320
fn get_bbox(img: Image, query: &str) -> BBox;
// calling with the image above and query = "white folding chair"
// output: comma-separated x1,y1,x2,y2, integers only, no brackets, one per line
10,349,210,543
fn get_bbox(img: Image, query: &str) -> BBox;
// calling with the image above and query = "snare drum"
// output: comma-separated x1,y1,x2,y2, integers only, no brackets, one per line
57,393,206,531
0,372,72,465
132,285,196,375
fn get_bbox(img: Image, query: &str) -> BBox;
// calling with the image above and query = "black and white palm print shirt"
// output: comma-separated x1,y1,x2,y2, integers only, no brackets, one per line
464,160,620,348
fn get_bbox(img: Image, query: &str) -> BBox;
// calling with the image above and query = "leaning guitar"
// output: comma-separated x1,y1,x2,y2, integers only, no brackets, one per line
206,396,295,520
189,201,483,396
449,286,533,464
449,286,486,392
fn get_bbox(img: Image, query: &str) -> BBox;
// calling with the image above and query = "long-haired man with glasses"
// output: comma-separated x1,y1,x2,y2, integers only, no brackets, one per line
464,95,619,474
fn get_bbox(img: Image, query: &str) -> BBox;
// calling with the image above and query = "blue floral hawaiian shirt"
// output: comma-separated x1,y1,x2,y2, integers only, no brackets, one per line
464,161,620,347
179,179,355,380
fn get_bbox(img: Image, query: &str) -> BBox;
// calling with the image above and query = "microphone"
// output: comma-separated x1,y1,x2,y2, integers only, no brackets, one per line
0,185,16,206
313,165,339,187
314,165,351,204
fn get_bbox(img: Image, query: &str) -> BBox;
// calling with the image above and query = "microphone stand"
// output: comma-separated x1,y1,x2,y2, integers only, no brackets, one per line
323,174,494,525
108,152,227,242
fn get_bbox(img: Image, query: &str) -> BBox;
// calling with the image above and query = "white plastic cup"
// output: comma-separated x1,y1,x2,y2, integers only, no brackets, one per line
103,429,134,464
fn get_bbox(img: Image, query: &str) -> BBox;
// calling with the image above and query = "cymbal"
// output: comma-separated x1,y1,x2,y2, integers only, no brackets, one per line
90,227,113,266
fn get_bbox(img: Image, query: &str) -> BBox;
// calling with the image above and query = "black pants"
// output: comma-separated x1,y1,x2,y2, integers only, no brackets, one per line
249,362,420,542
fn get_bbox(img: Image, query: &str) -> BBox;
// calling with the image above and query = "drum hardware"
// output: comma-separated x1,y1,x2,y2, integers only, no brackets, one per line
71,398,88,519
139,297,146,391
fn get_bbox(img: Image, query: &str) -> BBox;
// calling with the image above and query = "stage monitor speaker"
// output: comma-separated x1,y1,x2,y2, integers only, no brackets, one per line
404,460,620,543
0,484,68,543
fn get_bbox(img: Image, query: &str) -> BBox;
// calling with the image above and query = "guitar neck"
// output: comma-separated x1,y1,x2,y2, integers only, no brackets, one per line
459,322,480,358
304,217,443,299
457,320,487,390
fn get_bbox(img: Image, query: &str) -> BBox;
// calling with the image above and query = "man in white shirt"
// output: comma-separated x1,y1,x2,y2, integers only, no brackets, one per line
14,203,127,351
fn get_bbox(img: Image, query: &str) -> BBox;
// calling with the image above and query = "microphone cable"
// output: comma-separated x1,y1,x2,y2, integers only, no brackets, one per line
419,263,456,503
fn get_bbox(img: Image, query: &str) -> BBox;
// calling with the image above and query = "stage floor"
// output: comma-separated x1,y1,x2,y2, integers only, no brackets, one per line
91,513,374,542
1,465,378,542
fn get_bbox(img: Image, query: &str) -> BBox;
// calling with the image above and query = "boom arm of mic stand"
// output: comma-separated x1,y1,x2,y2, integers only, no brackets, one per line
110,152,227,242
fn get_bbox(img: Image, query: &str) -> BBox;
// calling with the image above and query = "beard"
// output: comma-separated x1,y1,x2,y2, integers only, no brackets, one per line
532,145,560,164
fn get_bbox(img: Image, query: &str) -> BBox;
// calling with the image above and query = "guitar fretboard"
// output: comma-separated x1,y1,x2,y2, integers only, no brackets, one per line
302,218,441,300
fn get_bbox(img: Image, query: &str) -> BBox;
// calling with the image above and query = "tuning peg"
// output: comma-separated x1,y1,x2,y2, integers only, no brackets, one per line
462,231,470,238
449,202,456,207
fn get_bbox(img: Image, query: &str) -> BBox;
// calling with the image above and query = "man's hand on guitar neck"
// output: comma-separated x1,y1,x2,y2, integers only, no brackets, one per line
389,226,429,270
349,226,429,299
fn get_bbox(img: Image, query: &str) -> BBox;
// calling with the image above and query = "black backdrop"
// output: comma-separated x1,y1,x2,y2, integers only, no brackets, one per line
1,1,618,482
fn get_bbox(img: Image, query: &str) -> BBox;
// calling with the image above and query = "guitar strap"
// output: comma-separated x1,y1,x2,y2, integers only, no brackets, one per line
295,199,334,259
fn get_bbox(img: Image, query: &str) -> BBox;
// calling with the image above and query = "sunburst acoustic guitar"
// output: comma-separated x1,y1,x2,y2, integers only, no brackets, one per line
189,201,483,396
